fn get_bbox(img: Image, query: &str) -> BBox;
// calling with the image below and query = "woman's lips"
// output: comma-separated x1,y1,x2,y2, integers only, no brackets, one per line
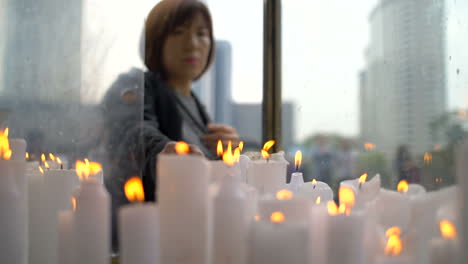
183,57,199,65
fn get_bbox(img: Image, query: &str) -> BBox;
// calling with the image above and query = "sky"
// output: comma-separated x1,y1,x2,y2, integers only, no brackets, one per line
79,0,468,141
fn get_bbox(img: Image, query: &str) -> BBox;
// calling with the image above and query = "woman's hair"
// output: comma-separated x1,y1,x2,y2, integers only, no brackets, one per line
145,0,215,80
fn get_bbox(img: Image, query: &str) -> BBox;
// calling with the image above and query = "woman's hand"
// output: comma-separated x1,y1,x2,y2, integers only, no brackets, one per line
201,123,239,154
161,142,204,156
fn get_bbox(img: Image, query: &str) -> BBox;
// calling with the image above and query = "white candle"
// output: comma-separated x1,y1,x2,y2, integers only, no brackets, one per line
157,144,210,264
57,210,75,264
248,212,309,264
0,160,27,264
119,177,159,264
73,178,110,264
9,139,26,161
430,220,460,264
355,174,381,210
246,159,287,195
258,190,310,225
309,203,329,264
32,169,79,264
456,139,468,263
408,184,426,197
212,173,249,264
28,166,45,264
210,160,241,183
326,211,366,264
239,155,250,183
374,189,411,230
297,180,333,203
288,150,304,193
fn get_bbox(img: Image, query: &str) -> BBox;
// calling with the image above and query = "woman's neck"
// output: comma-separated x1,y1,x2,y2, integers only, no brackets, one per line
167,78,192,96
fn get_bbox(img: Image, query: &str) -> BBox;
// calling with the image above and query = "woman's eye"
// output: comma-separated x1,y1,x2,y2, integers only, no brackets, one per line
172,28,185,35
198,30,209,37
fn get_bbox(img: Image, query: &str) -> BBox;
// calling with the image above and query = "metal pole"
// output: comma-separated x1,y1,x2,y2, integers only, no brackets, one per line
263,0,282,152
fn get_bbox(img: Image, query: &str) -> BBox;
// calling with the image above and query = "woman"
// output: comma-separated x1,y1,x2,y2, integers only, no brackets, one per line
142,0,239,200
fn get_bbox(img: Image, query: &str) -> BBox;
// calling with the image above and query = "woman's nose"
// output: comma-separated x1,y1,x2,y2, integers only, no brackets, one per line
184,32,199,49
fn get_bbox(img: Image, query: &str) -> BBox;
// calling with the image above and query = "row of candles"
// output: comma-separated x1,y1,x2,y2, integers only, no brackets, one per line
0,127,466,264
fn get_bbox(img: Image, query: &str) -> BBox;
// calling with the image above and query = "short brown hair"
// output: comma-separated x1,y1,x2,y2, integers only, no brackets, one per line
145,0,215,80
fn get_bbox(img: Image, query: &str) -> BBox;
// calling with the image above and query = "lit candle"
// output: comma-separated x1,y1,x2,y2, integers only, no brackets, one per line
430,220,460,264
297,179,334,203
374,185,411,231
375,226,413,264
210,141,241,183
326,187,366,264
288,150,304,193
246,141,287,195
212,150,249,264
0,159,26,264
354,174,381,210
157,142,210,264
0,128,27,264
119,177,159,264
73,171,110,264
28,166,45,264
32,169,80,264
309,198,329,264
248,211,309,264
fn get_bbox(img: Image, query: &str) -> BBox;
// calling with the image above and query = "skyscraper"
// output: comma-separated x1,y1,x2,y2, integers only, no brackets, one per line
2,0,82,104
361,0,446,156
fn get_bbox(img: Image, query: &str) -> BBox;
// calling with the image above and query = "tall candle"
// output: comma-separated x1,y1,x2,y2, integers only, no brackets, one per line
375,226,413,264
210,160,241,183
28,166,46,264
374,189,411,230
32,169,79,264
157,142,210,264
0,160,27,264
73,178,110,264
119,178,159,264
57,210,75,264
239,155,250,183
212,172,249,264
309,202,329,264
355,174,381,210
248,212,309,264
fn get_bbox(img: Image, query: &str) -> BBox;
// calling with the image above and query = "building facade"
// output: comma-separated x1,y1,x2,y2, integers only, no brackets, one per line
361,0,446,156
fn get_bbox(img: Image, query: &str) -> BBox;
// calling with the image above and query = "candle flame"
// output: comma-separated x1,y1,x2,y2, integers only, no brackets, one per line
75,159,102,181
358,173,368,184
222,141,238,166
424,152,433,165
217,140,223,156
254,215,260,222
44,161,50,169
49,153,56,161
234,147,241,162
364,142,375,151
276,189,293,200
238,141,244,152
41,153,46,163
339,186,355,211
0,128,12,160
71,196,77,211
263,140,275,151
25,152,29,159
261,149,270,159
124,177,145,202
315,196,321,205
385,227,403,256
397,180,409,193
440,220,457,239
295,150,302,170
327,201,339,216
38,166,44,174
312,179,317,185
270,212,285,223
175,141,190,155
56,157,62,165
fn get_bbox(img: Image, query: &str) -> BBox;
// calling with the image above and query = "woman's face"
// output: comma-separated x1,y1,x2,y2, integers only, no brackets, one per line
162,12,211,82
